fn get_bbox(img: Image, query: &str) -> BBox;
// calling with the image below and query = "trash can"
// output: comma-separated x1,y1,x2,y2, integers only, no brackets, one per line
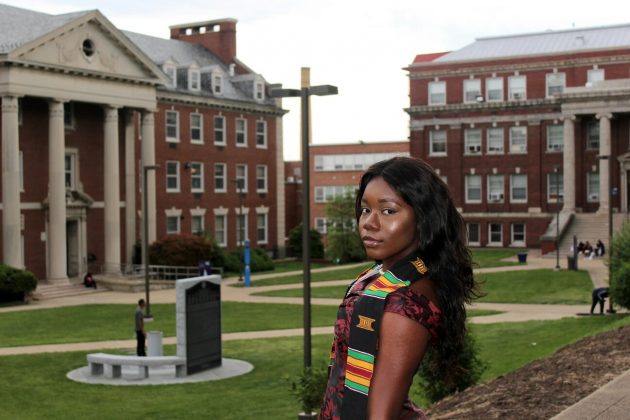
567,256,577,271
147,331,163,356
517,252,528,263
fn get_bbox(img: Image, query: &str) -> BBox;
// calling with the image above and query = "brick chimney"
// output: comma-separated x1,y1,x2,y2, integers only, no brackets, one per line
169,18,237,64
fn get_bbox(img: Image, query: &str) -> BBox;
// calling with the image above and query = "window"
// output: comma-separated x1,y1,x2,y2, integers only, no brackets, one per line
465,175,482,202
508,75,526,100
191,215,204,235
214,163,226,192
256,213,268,244
64,152,77,189
463,79,481,103
214,213,227,247
428,81,446,105
64,102,74,129
587,172,600,202
189,68,200,91
510,174,527,202
464,128,482,154
19,151,23,192
467,223,480,245
166,216,180,234
587,121,600,149
236,118,247,146
486,77,503,101
236,213,248,245
547,125,563,151
166,161,180,192
487,128,504,153
256,120,267,148
313,152,409,171
256,165,268,193
190,162,204,193
212,73,223,95
511,223,526,245
430,130,447,156
236,164,248,192
166,110,179,142
163,64,176,88
548,172,564,202
214,116,226,145
587,68,604,84
546,72,566,97
315,217,327,234
255,81,265,100
314,185,349,203
487,175,504,202
509,126,527,153
489,223,502,245
190,113,203,144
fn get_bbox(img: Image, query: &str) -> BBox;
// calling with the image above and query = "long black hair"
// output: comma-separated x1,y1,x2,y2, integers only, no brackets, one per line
355,156,479,384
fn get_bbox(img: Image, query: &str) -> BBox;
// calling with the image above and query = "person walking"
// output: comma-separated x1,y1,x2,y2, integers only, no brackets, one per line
135,299,146,356
590,287,610,315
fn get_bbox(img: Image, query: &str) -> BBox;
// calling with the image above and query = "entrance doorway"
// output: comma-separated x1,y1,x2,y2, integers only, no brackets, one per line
67,220,79,277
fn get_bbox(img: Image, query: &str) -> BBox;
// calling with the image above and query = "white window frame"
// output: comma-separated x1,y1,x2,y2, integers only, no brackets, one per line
214,115,226,146
486,77,503,102
587,121,600,150
212,72,223,95
467,223,480,246
188,68,200,91
236,164,248,193
509,126,527,153
213,209,228,247
429,129,447,156
487,127,504,154
165,110,179,142
464,128,482,155
315,217,327,234
587,68,604,84
508,75,526,100
548,172,564,202
428,81,446,105
546,72,566,97
165,208,182,235
163,64,176,88
190,162,204,193
190,113,203,144
214,163,226,193
511,223,526,246
256,207,269,245
256,165,268,193
463,79,481,103
510,174,528,203
236,118,247,147
166,161,180,192
547,125,564,152
255,81,265,101
64,150,78,189
64,102,75,129
256,120,268,148
488,223,503,246
191,215,204,235
487,175,504,203
465,175,482,203
587,172,600,202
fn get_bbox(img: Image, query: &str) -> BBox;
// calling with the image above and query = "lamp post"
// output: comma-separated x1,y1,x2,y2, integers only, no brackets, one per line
142,164,159,319
271,82,338,369
554,166,561,270
232,179,245,283
597,154,617,314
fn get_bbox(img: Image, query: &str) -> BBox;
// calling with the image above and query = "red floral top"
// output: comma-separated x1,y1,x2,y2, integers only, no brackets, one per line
319,265,441,420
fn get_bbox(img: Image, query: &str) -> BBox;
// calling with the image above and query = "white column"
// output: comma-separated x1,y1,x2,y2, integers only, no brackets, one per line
597,113,612,214
1,96,23,268
48,100,67,282
124,110,136,266
103,105,121,272
141,110,157,244
562,115,576,213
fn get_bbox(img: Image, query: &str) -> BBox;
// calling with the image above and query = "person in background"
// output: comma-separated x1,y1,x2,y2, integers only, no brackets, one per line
83,272,97,289
595,240,606,257
590,287,610,314
135,299,146,356
583,241,594,259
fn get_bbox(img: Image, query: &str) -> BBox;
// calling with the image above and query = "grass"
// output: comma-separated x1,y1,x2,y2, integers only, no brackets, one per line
471,248,523,268
246,264,370,287
225,260,332,277
477,269,593,304
1,314,629,419
0,303,337,348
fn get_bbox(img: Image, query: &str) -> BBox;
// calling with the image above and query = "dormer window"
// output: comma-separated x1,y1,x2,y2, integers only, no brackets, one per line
212,73,223,95
163,64,176,88
189,68,200,91
255,81,265,101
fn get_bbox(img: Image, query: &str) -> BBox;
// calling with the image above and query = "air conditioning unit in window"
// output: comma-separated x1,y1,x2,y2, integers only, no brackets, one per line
511,145,526,153
468,145,481,153
550,144,563,151
512,92,524,100
489,193,504,201
589,193,599,201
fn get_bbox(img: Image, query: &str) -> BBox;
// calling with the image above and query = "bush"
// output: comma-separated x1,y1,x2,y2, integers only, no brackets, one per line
148,234,224,268
223,247,275,274
290,364,328,415
417,329,487,403
610,222,630,309
288,224,325,259
0,265,37,302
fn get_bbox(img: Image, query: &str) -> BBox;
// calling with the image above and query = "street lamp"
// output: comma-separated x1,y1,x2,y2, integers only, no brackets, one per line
271,82,338,369
143,164,159,319
553,166,561,270
232,179,245,283
597,154,617,314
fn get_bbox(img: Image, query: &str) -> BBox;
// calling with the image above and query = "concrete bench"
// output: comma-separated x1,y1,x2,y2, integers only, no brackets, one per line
87,352,186,379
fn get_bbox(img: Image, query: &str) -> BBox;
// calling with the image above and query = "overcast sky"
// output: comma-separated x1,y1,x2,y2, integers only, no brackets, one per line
4,0,630,159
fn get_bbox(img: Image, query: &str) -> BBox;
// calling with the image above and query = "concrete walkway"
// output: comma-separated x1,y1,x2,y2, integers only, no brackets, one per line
0,253,626,419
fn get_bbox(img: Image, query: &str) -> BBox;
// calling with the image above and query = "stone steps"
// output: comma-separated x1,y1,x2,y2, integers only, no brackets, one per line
32,283,107,301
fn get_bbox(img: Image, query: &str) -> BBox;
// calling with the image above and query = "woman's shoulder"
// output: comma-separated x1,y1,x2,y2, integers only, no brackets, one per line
384,278,441,335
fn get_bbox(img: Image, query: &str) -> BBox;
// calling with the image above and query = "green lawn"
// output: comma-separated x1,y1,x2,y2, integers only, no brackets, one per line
1,314,629,419
225,260,332,278
245,264,370,287
0,303,337,348
477,269,593,304
471,248,524,268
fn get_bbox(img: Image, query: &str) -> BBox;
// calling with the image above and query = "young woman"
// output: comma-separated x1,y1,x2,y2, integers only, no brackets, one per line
319,157,478,419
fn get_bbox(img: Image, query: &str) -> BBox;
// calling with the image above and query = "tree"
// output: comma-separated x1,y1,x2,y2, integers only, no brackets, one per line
288,224,325,259
325,189,366,263
610,222,630,309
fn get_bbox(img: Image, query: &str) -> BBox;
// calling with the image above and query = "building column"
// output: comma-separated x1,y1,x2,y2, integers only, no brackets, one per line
1,96,23,269
103,106,121,272
597,113,612,214
275,113,286,257
48,100,67,282
562,115,576,213
141,110,157,244
124,110,136,266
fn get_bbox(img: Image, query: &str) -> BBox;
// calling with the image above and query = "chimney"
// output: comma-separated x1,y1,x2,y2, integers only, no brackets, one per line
170,18,237,64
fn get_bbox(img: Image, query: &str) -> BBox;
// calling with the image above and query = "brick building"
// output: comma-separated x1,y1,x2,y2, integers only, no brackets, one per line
0,4,285,281
407,24,630,250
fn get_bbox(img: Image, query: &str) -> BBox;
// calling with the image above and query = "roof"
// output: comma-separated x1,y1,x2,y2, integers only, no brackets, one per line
0,4,92,54
413,52,449,64
432,23,630,64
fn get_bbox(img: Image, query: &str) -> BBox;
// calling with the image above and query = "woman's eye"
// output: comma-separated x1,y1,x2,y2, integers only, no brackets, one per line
360,207,370,215
382,208,396,215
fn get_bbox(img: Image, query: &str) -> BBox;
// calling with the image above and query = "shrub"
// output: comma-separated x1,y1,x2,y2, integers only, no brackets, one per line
223,247,275,274
417,329,487,403
325,190,366,263
288,224,325,259
148,234,223,268
610,222,630,309
290,364,328,415
0,265,37,302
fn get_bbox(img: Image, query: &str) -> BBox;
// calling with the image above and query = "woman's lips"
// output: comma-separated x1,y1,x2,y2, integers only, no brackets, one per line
362,236,381,247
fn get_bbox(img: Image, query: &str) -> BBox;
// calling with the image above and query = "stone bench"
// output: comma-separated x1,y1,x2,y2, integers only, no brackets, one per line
87,352,186,379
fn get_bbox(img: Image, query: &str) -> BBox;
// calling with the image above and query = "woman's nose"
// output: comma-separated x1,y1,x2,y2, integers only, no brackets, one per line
361,212,379,230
